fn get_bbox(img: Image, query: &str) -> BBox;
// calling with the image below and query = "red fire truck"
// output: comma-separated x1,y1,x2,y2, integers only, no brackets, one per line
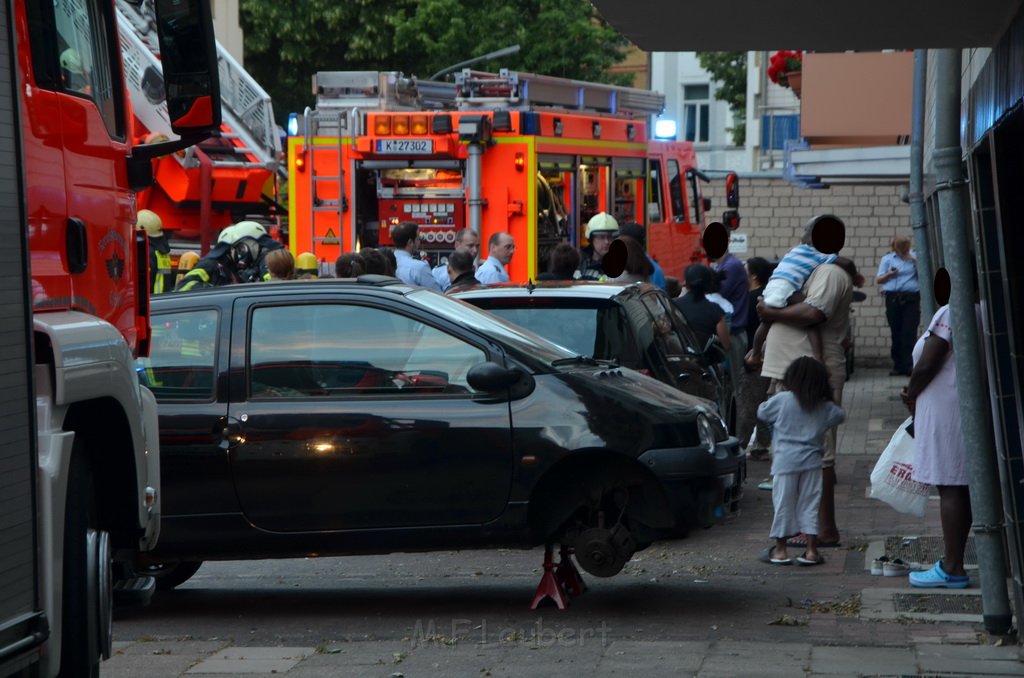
288,69,738,281
0,1,219,676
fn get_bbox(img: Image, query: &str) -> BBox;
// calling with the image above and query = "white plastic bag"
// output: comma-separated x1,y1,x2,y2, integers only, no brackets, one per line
869,416,929,518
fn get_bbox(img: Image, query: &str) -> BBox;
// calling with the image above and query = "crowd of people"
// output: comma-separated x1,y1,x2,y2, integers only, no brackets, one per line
143,209,969,589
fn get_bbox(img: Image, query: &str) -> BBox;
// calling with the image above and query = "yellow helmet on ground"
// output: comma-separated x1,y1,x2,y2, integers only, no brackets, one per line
137,209,163,237
296,252,318,276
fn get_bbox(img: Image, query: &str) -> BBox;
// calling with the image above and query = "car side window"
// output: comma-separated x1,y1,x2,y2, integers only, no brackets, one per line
639,294,685,357
136,309,219,401
248,304,487,398
661,296,703,353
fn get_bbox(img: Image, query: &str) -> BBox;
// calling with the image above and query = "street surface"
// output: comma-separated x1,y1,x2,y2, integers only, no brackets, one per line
105,367,1022,676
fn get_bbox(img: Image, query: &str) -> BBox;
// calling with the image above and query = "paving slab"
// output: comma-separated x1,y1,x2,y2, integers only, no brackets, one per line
810,645,917,675
185,646,314,674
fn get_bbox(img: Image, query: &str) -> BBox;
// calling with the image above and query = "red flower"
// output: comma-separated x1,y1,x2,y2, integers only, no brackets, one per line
767,50,803,87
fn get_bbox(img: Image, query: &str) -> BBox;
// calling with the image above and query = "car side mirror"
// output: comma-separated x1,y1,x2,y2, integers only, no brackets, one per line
466,360,532,399
468,362,522,391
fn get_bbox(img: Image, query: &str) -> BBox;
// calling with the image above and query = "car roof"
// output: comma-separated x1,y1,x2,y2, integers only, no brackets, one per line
152,276,418,307
452,281,656,301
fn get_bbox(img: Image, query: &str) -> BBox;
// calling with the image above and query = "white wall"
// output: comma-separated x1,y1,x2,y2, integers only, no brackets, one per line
212,0,244,64
650,51,757,172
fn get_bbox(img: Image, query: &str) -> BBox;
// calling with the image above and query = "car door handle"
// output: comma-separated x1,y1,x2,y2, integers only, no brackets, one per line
216,417,244,450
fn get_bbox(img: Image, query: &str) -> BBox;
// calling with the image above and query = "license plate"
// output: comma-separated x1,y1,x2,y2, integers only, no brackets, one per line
375,139,434,154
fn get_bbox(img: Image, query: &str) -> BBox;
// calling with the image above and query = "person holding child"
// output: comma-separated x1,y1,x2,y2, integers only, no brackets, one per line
757,356,846,565
749,215,856,549
748,215,863,364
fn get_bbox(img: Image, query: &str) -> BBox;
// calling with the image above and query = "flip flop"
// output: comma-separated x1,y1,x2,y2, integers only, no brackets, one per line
796,552,825,566
786,533,841,548
758,546,791,565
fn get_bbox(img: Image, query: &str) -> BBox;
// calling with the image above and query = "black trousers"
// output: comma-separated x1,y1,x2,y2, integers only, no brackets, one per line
885,292,921,374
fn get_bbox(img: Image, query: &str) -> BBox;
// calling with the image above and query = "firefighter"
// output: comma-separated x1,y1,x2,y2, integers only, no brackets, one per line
59,48,90,93
576,212,619,281
138,209,173,294
295,252,319,279
174,221,280,291
227,221,285,283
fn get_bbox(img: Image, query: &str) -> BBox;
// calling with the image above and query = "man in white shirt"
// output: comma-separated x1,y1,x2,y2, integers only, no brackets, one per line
392,221,441,290
476,232,515,284
431,228,481,291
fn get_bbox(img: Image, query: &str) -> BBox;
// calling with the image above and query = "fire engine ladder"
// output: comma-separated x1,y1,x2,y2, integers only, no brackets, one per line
305,69,665,123
452,69,666,117
115,0,281,173
302,106,349,245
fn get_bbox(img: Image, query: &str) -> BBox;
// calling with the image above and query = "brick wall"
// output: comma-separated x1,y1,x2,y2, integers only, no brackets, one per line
705,177,914,367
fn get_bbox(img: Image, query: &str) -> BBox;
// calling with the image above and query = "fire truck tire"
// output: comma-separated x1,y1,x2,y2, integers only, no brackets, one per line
138,560,204,591
58,442,111,678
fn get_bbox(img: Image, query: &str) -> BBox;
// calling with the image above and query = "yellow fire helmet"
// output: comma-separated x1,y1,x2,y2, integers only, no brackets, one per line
137,209,163,237
295,252,319,275
177,251,200,272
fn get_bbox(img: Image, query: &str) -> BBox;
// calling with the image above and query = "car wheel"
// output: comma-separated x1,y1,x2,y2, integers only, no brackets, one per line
58,443,110,678
138,561,204,591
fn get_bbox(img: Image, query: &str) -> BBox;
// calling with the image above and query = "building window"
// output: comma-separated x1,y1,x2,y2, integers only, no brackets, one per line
683,84,710,143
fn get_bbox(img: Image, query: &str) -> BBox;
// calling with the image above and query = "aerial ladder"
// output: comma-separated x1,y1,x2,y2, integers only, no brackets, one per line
116,0,282,251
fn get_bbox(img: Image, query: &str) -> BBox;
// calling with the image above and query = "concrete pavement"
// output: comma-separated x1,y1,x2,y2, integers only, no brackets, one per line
102,366,1021,677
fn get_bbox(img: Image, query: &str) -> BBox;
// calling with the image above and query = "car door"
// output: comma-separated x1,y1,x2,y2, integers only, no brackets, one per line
137,305,235,517
226,294,515,532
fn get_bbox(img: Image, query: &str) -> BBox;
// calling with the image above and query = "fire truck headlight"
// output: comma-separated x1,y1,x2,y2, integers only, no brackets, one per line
655,119,677,140
287,112,300,136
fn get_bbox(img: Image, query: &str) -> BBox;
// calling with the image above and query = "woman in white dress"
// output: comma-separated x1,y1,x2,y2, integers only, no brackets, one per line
900,303,977,588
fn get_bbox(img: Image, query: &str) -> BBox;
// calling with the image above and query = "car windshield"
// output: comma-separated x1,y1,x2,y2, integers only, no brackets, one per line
461,296,635,366
405,289,578,368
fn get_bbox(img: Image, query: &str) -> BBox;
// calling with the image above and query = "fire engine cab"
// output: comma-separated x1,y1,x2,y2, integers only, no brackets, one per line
288,69,739,281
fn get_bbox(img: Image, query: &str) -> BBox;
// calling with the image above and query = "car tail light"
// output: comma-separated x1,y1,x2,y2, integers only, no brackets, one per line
637,368,650,376
374,115,391,135
393,115,409,135
411,115,428,134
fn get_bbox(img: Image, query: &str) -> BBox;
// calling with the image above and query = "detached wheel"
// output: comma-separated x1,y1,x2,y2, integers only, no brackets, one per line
139,561,204,591
58,445,110,678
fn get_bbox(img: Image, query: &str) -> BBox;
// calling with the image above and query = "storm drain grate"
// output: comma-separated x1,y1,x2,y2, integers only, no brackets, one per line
884,536,977,566
892,593,984,615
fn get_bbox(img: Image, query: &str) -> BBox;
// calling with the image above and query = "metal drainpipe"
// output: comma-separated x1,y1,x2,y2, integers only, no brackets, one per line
932,48,1013,635
909,50,936,321
467,143,484,235
196,147,214,256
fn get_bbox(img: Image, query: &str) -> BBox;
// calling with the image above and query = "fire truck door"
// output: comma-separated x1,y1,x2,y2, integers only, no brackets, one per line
53,0,135,334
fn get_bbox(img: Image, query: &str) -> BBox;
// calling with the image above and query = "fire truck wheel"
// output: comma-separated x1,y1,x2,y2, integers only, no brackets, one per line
138,560,204,591
58,441,111,678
